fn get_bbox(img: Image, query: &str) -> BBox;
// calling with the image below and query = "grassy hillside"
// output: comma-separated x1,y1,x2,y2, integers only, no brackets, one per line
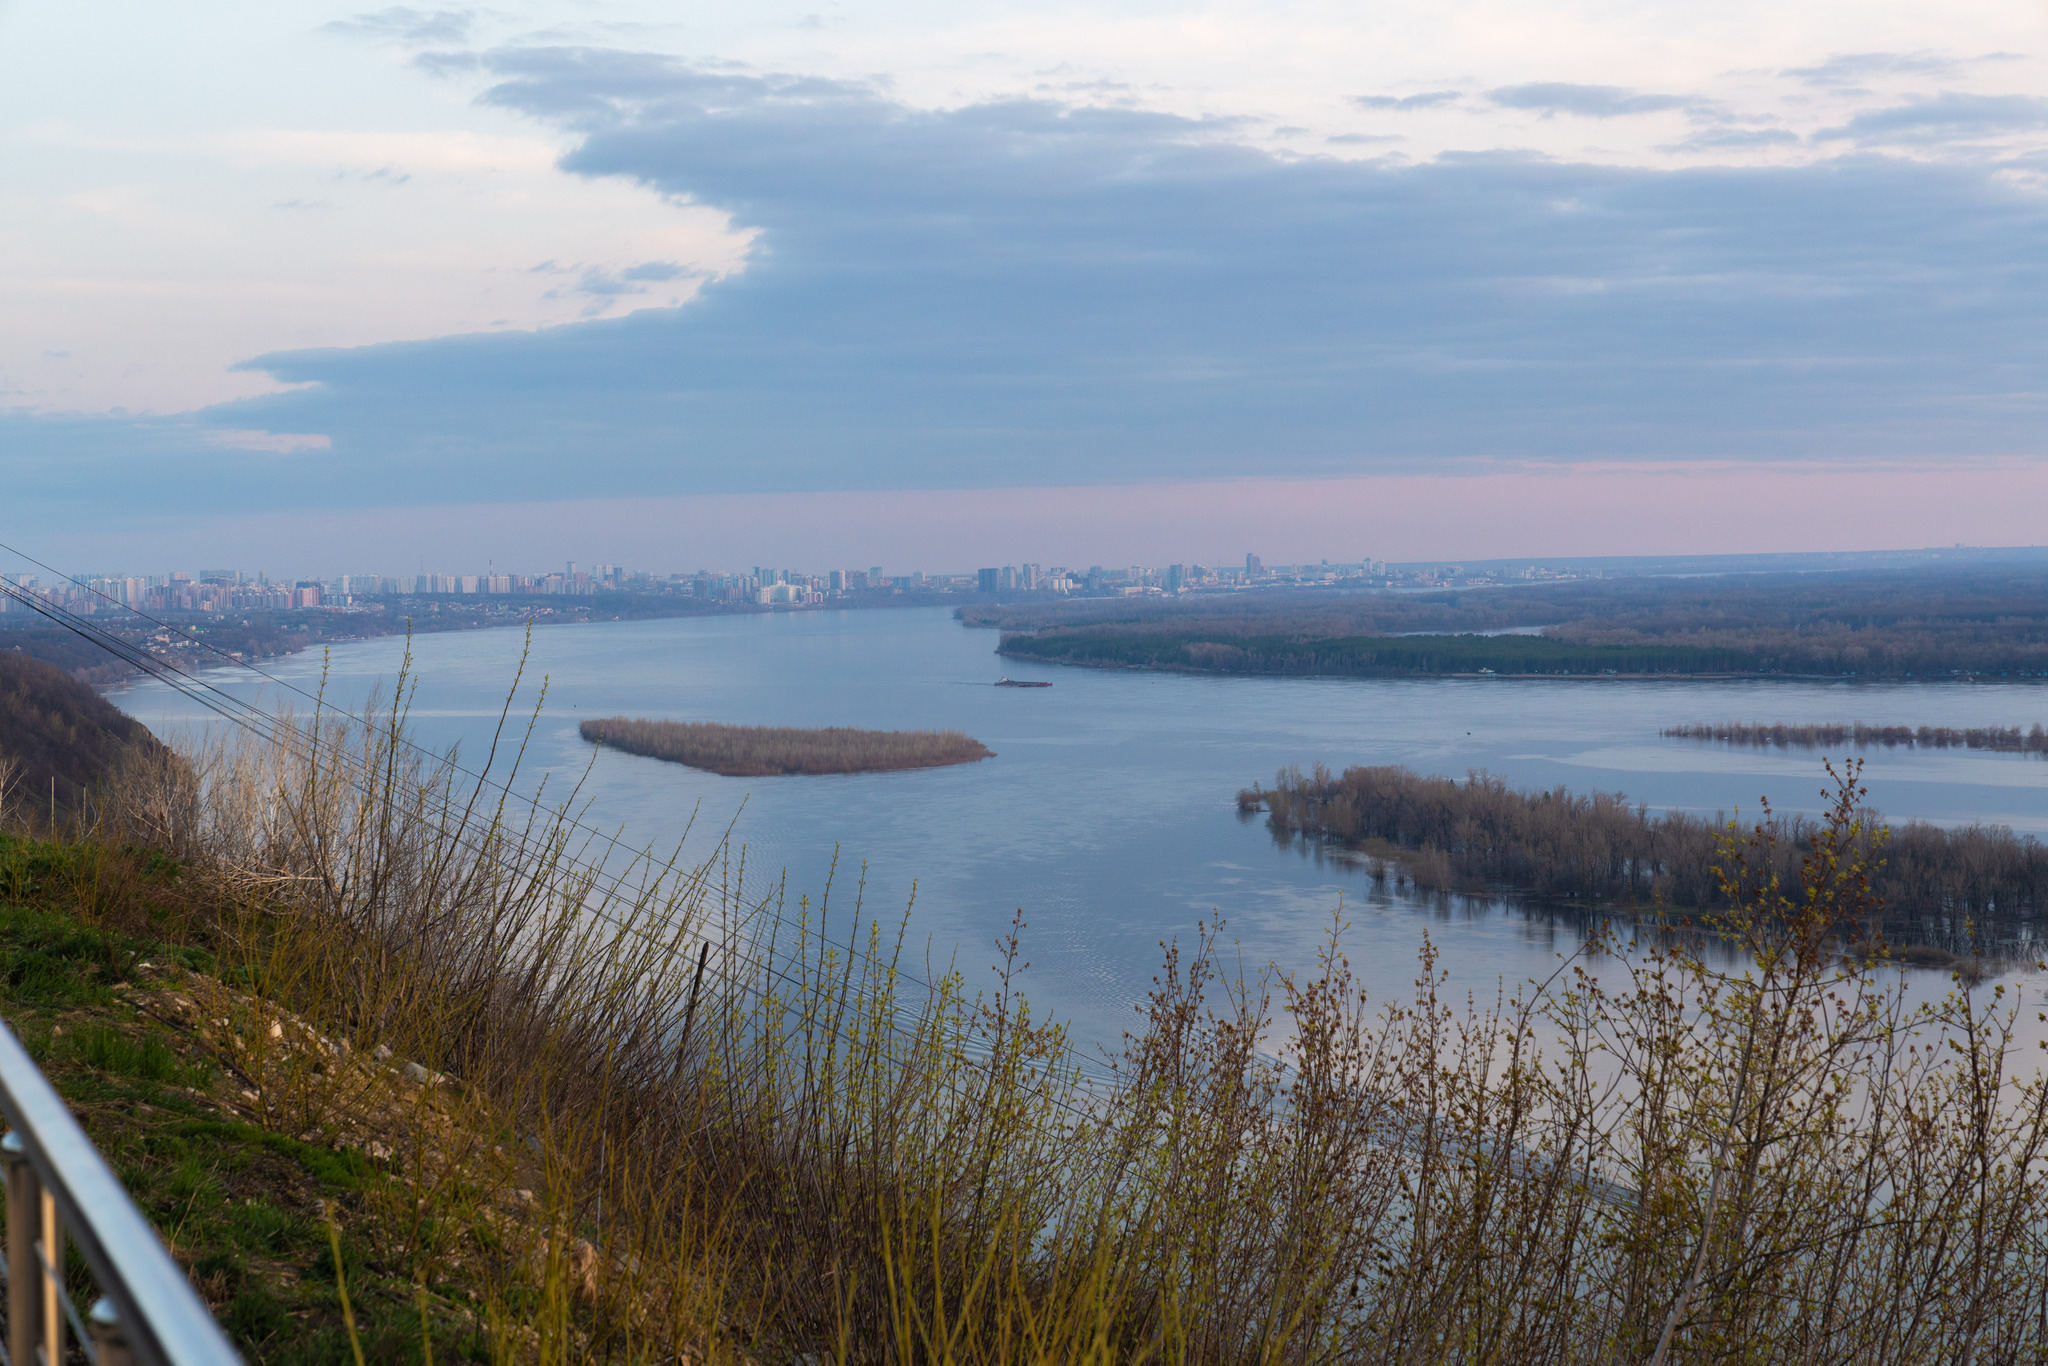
0,650,166,817
0,834,502,1363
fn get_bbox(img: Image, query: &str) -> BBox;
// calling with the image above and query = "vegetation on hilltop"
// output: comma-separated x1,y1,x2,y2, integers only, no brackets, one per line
581,717,993,775
1242,761,2048,949
976,567,2048,679
0,843,473,1362
9,668,2048,1359
0,650,167,817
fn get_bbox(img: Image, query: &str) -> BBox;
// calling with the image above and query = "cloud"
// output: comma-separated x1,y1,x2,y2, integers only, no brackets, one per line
323,7,486,46
201,429,332,453
1783,52,1968,88
620,261,692,282
571,260,699,295
1663,127,1802,153
1351,91,1460,110
1487,82,1697,118
6,46,2047,516
1821,92,2048,145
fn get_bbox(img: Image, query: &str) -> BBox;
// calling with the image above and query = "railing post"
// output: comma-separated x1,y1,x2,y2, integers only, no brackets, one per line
4,1130,62,1366
90,1295,135,1366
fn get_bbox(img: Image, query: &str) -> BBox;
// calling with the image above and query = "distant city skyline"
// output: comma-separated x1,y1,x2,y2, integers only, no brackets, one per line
10,538,2042,609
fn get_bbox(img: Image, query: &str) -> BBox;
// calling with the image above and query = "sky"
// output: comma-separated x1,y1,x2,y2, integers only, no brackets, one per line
2,0,2045,573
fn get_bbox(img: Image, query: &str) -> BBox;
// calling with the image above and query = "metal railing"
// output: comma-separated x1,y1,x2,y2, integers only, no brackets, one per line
0,1019,240,1366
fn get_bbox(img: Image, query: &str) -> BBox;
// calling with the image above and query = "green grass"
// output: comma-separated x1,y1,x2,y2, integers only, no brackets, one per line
66,1021,198,1083
0,834,486,1363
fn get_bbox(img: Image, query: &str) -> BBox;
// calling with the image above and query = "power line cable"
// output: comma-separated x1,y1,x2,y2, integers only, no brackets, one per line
2,575,1113,1123
0,549,1220,1092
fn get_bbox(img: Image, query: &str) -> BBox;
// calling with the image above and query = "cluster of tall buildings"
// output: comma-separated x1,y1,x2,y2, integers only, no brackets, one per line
4,554,1424,621
0,570,321,616
973,558,1392,596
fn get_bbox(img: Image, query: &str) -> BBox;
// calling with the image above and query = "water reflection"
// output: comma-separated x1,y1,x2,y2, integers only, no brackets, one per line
106,606,2048,1051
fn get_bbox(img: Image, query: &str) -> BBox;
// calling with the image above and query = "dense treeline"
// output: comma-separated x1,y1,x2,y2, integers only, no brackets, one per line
1242,763,2048,943
0,650,165,817
1007,630,1771,676
582,717,993,775
978,567,2048,679
1667,721,2048,755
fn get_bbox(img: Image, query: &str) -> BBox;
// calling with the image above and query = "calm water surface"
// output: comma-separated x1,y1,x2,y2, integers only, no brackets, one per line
108,608,2048,1049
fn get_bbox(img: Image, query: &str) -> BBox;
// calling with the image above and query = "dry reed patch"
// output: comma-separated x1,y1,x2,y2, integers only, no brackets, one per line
581,717,994,775
1666,720,2048,755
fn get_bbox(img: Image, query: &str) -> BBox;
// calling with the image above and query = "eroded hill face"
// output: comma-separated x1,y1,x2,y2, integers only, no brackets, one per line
0,650,163,816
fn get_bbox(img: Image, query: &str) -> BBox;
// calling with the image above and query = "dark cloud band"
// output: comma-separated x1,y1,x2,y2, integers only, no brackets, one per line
6,46,2046,514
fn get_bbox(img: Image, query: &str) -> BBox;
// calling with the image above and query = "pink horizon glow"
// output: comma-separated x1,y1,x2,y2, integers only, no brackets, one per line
25,461,2048,578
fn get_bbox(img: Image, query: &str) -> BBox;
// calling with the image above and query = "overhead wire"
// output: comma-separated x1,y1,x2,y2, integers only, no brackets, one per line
0,546,1151,1082
0,553,1122,1115
0,544,980,983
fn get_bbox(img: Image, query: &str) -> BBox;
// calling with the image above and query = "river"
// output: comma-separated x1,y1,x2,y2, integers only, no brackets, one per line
107,606,2048,1050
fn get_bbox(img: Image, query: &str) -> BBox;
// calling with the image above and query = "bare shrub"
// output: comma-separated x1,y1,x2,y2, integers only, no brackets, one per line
0,751,17,829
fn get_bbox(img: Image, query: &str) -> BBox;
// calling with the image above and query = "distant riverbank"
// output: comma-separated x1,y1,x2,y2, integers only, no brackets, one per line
975,566,2048,681
9,587,987,689
996,629,2035,680
3,594,738,687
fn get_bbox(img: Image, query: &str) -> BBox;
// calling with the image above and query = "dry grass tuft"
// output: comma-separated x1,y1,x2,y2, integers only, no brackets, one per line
581,717,994,776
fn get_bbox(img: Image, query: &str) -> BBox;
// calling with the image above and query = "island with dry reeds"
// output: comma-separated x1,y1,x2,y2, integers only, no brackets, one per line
579,716,993,776
1664,720,2048,755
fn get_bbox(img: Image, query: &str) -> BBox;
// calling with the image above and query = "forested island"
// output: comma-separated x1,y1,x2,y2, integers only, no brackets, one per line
581,718,994,776
1242,763,2048,949
1667,721,2048,755
978,567,2048,680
